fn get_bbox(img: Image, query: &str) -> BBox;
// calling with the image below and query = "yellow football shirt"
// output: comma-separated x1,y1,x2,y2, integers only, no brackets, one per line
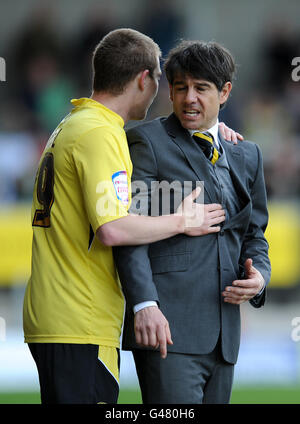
23,98,132,347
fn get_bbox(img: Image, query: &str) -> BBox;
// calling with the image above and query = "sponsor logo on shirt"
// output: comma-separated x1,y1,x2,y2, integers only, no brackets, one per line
112,171,129,205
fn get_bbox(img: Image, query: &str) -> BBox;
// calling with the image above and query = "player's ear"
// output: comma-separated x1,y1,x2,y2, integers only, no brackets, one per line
138,70,150,91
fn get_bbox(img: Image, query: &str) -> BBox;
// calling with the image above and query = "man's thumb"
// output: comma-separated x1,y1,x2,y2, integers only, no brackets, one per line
190,186,201,201
244,258,253,275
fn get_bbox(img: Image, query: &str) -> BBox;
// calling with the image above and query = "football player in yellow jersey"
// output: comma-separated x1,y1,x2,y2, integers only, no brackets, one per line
23,28,241,404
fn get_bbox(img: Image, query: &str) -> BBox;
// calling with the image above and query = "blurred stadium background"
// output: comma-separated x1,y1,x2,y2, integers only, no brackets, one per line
0,0,300,404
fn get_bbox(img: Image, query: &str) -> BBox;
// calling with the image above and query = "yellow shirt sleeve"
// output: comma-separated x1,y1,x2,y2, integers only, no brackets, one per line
72,126,130,232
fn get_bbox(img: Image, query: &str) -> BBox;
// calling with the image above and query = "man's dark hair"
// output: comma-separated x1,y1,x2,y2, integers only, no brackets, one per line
92,28,161,95
164,40,236,95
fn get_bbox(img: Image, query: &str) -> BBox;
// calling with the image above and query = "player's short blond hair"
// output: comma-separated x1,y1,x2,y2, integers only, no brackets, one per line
93,28,161,95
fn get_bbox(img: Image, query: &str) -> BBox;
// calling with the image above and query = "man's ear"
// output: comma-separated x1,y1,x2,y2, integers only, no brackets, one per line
169,83,174,102
219,82,232,106
138,69,150,90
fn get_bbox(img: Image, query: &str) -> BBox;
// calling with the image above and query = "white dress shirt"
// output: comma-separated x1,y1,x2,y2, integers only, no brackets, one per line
189,119,220,146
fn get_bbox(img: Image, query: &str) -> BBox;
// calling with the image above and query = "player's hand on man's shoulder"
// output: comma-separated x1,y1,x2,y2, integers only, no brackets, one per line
218,122,244,144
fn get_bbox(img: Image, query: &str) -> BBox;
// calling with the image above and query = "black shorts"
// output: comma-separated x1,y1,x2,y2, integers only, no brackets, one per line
29,343,120,404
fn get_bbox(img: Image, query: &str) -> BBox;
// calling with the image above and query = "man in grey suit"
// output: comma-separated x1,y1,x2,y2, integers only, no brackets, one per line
114,40,270,404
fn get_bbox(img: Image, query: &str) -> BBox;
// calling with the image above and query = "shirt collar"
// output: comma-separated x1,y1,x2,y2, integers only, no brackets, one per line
71,98,125,128
189,119,219,146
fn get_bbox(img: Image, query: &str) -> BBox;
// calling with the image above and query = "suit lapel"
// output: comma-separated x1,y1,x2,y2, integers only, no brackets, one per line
162,115,251,210
219,133,252,230
219,133,244,179
163,114,218,203
219,133,249,205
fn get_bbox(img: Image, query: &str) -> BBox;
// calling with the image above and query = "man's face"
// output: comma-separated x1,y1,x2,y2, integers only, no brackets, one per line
169,74,231,131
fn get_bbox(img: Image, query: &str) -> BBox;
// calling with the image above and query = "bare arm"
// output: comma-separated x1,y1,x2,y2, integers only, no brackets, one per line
97,213,184,246
97,187,225,246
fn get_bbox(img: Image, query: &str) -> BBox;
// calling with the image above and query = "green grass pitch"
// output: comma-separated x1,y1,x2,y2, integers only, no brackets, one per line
0,386,299,404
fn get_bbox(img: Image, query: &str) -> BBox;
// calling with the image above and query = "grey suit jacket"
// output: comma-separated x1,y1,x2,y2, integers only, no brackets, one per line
114,113,271,364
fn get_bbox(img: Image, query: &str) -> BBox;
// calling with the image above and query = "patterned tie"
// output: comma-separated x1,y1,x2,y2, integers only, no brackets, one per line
193,132,219,165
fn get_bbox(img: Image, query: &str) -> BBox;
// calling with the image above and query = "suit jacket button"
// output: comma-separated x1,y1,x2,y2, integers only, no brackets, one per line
220,230,225,236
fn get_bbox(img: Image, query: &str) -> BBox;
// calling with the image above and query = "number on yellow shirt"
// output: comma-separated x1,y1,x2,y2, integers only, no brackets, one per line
32,153,54,227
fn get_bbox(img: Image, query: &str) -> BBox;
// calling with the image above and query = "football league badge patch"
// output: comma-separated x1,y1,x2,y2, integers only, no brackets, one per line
112,170,129,205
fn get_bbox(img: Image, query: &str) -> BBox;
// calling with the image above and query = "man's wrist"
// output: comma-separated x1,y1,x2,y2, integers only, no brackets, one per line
257,281,265,296
254,278,265,298
133,301,158,314
172,212,185,234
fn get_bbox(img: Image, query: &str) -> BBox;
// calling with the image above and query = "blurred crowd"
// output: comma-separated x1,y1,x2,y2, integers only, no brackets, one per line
241,23,300,200
0,1,300,204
